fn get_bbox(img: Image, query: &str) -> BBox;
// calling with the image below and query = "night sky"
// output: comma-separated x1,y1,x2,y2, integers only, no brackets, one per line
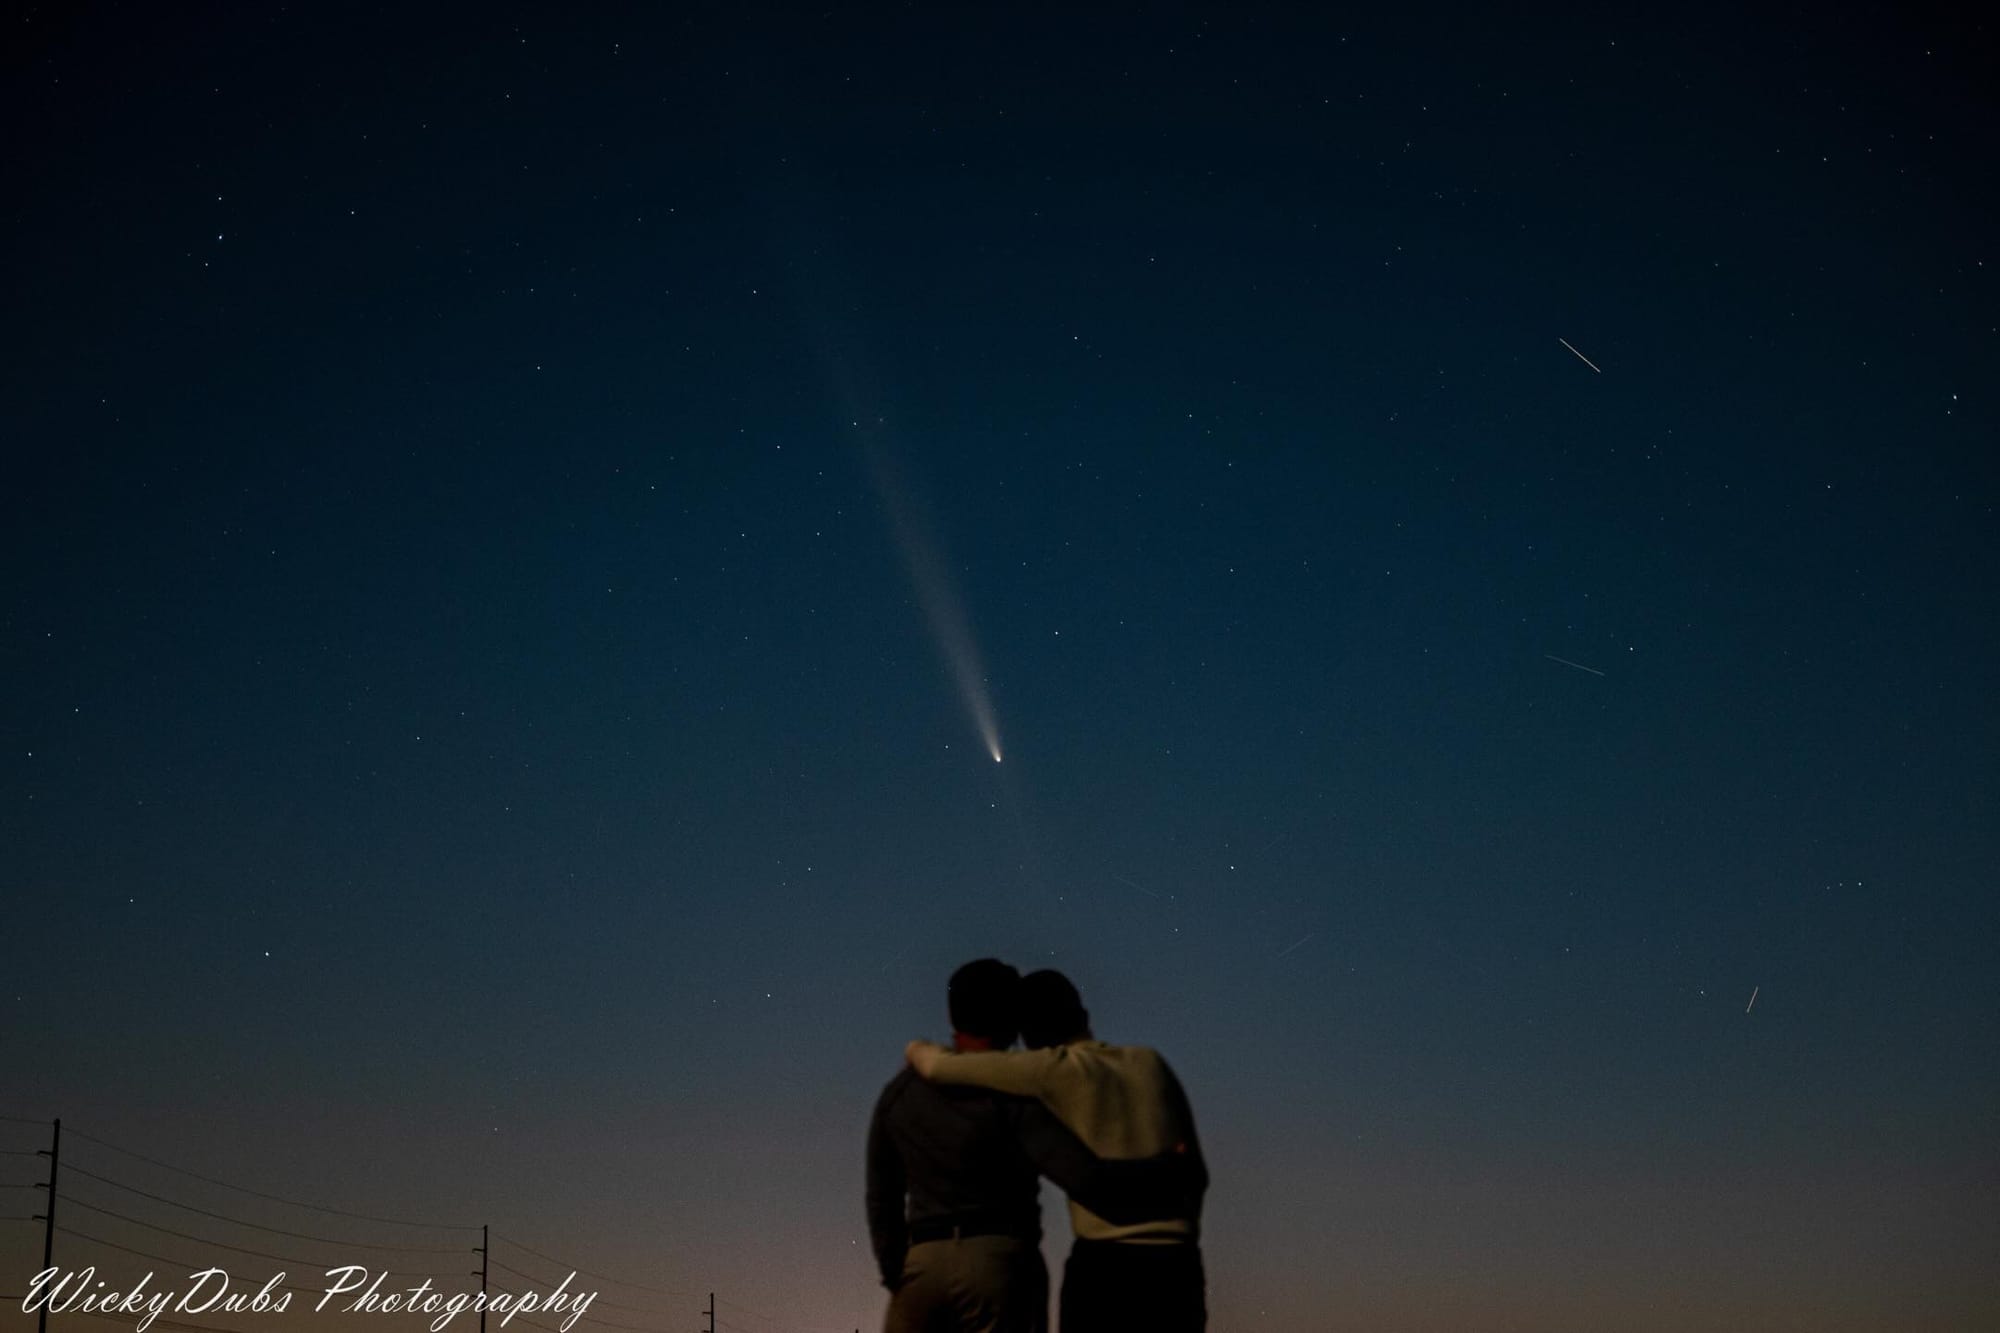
5,5,1996,1331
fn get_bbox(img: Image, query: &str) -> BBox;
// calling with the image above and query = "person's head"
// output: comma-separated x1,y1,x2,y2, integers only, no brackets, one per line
1018,969,1091,1049
947,958,1021,1050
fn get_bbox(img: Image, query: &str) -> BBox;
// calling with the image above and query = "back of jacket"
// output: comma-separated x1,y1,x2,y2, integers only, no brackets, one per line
864,1067,1042,1286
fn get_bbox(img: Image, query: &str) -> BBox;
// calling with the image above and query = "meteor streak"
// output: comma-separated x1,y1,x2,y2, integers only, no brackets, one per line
1114,874,1161,900
1558,336,1603,373
1544,653,1606,677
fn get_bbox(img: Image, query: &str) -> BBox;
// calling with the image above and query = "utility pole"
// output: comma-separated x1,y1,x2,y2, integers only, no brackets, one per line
32,1119,59,1333
700,1292,713,1333
473,1225,490,1333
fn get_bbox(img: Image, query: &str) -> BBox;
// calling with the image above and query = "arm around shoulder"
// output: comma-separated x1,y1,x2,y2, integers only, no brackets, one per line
906,1045,1058,1096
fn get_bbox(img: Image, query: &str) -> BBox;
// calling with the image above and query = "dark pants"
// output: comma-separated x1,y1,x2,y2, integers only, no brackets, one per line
886,1235,1048,1333
1059,1240,1205,1333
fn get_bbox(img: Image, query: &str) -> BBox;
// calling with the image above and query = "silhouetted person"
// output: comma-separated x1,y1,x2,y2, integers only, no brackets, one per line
867,959,1194,1333
907,970,1208,1333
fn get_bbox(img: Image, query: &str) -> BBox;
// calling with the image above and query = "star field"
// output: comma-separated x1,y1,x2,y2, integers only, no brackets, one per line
3,6,1995,1332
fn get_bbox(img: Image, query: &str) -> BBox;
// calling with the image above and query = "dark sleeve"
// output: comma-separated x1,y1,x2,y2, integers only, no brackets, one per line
864,1076,908,1290
1007,1098,1201,1225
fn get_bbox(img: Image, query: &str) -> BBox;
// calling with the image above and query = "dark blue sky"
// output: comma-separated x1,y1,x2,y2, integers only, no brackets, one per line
5,5,1995,1330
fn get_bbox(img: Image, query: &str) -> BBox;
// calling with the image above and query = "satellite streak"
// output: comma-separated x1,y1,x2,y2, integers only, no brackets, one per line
1544,653,1607,677
1277,933,1315,958
1558,337,1603,373
1745,985,1759,1014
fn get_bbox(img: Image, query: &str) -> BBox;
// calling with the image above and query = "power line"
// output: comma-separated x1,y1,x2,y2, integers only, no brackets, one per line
491,1235,693,1298
60,1198,438,1276
718,1318,815,1333
482,1298,576,1333
485,1284,670,1333
67,1128,480,1231
68,1310,264,1333
53,1223,322,1297
716,1297,851,1333
486,1260,671,1319
487,1260,551,1289
62,1164,473,1253
30,1124,846,1333
0,1114,51,1126
533,1308,663,1333
716,1298,786,1322
715,1307,857,1333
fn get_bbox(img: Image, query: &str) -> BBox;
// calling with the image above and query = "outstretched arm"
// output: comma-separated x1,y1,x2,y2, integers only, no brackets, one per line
1008,1099,1201,1226
905,1041,1057,1096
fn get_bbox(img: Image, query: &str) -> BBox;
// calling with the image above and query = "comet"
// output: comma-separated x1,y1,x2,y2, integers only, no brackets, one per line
780,226,1005,765
1558,337,1603,373
862,438,1004,765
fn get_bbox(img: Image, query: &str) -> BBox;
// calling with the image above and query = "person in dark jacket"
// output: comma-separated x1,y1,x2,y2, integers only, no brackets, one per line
866,959,1196,1333
905,970,1209,1333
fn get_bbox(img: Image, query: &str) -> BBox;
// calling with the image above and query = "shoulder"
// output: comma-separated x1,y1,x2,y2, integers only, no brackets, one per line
1103,1043,1181,1086
873,1066,919,1117
1097,1041,1165,1068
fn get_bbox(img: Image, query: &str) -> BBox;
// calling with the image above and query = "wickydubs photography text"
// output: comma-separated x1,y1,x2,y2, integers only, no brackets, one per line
23,1265,599,1332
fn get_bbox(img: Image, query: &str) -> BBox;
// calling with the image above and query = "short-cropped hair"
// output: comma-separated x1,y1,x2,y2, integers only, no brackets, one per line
948,958,1021,1045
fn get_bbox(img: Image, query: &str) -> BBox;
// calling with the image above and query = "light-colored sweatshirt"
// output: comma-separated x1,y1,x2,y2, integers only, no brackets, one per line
918,1040,1202,1244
